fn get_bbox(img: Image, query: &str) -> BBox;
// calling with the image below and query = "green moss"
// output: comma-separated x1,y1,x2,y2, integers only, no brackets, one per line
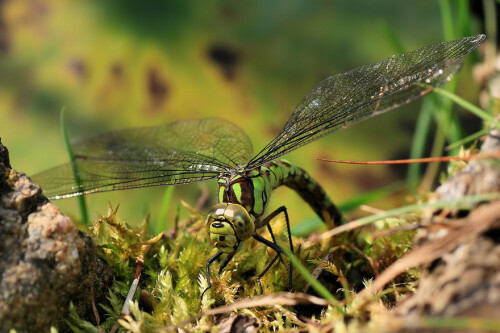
63,201,421,332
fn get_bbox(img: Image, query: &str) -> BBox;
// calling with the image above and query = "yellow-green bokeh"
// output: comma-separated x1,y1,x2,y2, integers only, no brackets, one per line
2,1,475,226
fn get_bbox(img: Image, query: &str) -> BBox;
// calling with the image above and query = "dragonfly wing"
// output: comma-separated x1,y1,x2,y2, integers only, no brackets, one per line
33,118,254,199
246,34,485,168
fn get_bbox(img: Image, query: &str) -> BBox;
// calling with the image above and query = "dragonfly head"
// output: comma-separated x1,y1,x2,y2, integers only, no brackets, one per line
206,203,255,254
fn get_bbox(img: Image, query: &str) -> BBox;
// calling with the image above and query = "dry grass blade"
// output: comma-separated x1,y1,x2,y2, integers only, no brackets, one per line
160,292,333,331
316,152,500,165
355,200,500,303
305,192,499,248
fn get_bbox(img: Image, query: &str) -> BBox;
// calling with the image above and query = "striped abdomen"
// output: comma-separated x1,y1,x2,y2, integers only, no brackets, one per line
217,159,341,228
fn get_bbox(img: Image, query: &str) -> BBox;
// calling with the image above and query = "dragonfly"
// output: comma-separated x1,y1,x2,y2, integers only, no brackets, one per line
33,34,485,297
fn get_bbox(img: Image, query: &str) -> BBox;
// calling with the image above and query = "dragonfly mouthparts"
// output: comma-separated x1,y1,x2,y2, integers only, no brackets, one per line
211,222,225,228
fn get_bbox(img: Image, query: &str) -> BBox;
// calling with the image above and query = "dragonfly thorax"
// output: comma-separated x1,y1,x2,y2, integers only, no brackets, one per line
217,167,273,222
206,203,255,254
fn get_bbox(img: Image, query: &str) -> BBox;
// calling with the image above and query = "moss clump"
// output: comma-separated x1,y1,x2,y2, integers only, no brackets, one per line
65,201,418,332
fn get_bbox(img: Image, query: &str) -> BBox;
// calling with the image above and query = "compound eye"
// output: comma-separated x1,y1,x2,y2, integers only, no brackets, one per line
206,203,229,227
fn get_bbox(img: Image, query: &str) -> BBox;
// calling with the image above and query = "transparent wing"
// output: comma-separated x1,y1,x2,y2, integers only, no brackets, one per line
246,34,486,169
33,118,253,199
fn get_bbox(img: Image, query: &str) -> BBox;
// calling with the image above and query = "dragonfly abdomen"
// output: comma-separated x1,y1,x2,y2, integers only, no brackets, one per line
217,159,342,228
263,159,342,228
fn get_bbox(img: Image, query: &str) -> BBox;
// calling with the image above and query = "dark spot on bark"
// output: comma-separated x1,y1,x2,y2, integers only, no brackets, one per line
111,64,123,79
207,44,240,80
68,59,87,79
147,68,169,110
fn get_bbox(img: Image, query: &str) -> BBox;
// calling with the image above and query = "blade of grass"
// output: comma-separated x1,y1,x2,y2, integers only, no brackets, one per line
338,181,404,213
291,182,404,237
417,95,447,192
291,217,323,237
439,0,455,41
60,108,89,225
356,200,500,298
155,186,174,235
432,87,500,127
446,111,464,155
420,0,466,192
407,96,435,193
307,192,500,246
382,23,406,54
420,88,457,192
446,128,489,151
457,0,472,36
279,246,336,302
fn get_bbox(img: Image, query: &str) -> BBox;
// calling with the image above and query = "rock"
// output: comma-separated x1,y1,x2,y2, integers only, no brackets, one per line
394,123,500,323
0,138,114,333
433,126,500,203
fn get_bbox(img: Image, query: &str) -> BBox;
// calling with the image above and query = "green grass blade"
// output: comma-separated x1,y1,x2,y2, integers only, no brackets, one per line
445,110,463,155
280,246,336,302
382,23,406,54
155,186,174,234
456,0,471,36
338,181,404,213
439,0,455,40
60,108,89,225
320,192,500,239
446,128,489,151
407,96,435,192
432,87,500,128
291,182,404,237
426,84,458,187
290,217,323,237
414,0,483,189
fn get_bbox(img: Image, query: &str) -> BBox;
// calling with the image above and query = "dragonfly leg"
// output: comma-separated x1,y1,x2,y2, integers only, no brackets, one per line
218,252,235,276
200,251,223,299
253,233,282,294
260,206,294,291
266,224,286,265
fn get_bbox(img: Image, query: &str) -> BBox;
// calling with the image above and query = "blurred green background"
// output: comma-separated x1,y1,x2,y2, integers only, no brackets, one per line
0,1,484,227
